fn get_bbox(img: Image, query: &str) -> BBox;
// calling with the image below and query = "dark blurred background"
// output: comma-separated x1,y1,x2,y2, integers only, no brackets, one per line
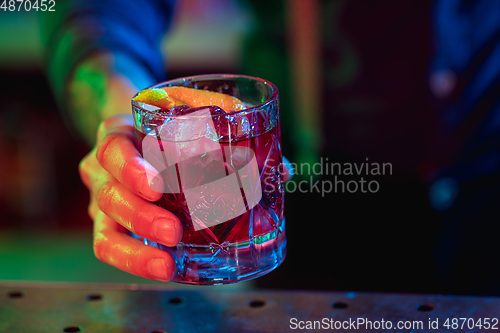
2,0,500,295
0,0,258,287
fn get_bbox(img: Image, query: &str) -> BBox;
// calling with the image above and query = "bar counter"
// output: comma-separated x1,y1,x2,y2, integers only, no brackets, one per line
1,281,499,332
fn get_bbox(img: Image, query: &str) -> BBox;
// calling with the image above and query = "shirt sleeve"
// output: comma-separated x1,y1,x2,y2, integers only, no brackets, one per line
41,0,176,105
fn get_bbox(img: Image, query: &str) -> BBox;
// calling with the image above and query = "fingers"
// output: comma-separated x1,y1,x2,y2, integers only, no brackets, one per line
93,173,183,246
79,114,182,281
93,211,177,281
96,114,134,143
96,121,164,202
79,147,100,190
78,114,183,247
88,198,98,221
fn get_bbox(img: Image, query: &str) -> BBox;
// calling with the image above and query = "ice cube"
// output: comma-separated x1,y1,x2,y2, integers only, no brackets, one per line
154,107,222,167
169,105,227,116
158,107,217,142
185,174,247,231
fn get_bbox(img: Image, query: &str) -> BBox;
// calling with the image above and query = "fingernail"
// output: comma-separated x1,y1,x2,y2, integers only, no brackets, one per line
148,173,164,193
153,218,181,246
141,174,161,200
148,258,171,280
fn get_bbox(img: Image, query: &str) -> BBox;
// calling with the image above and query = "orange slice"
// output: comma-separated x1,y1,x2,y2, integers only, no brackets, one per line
133,86,246,113
161,87,246,112
133,88,186,109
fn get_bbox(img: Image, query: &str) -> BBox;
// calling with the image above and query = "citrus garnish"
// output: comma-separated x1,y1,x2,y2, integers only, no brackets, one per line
133,87,246,113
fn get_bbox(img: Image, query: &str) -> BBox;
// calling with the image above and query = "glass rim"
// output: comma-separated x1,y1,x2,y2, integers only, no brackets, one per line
131,74,279,119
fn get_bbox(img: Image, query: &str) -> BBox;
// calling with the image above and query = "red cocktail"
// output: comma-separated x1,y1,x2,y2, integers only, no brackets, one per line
132,75,285,284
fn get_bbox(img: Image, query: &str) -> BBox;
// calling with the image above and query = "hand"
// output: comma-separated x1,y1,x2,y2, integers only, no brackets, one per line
79,114,294,282
79,114,183,281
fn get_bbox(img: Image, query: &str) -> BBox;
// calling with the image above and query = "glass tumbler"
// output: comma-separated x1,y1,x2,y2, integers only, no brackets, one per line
131,74,286,284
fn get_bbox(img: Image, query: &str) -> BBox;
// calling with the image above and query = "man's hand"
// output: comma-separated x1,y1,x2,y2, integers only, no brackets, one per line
79,114,183,281
77,94,294,283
